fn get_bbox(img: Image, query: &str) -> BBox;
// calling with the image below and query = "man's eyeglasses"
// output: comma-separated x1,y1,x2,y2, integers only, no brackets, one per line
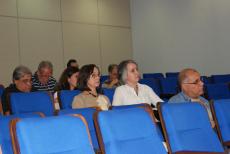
183,78,203,85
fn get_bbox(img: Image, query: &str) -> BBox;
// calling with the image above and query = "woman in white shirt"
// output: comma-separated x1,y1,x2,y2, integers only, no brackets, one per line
112,60,163,107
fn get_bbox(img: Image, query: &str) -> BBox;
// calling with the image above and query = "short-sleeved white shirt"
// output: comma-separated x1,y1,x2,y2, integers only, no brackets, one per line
112,83,163,106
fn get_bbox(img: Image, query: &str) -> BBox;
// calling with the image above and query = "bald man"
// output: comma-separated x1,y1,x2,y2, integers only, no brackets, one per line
168,68,214,127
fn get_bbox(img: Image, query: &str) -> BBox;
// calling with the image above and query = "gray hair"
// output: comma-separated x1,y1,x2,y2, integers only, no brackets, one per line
13,65,32,80
118,60,138,84
38,61,53,71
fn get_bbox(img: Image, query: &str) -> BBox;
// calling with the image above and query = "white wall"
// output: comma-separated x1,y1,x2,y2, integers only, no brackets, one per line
0,0,132,86
131,0,230,76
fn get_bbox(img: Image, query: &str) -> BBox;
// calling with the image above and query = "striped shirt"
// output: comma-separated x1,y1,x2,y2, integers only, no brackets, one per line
32,74,57,93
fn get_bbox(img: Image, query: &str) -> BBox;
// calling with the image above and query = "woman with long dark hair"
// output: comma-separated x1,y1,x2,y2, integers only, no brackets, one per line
53,67,79,109
72,64,110,110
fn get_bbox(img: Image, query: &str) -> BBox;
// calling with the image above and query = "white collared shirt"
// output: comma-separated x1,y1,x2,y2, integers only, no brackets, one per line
112,83,163,106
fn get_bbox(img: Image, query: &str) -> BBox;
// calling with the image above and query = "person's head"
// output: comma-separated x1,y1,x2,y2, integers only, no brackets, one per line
108,64,118,81
13,65,32,92
58,67,79,90
78,64,100,92
118,60,140,86
179,68,204,99
37,61,53,84
67,59,78,68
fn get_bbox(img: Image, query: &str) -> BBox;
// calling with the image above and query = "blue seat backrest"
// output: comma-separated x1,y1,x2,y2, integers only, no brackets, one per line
139,78,162,95
103,88,115,103
211,74,230,84
14,115,94,154
205,84,230,100
10,91,54,116
160,77,178,94
58,90,81,109
201,76,212,84
0,113,42,154
112,104,164,141
142,73,164,80
212,99,230,144
0,86,4,98
112,103,149,110
159,102,224,153
58,108,99,150
96,108,167,154
100,75,109,83
165,72,179,78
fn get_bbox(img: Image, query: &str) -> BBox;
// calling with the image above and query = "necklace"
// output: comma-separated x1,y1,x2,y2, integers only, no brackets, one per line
88,91,98,97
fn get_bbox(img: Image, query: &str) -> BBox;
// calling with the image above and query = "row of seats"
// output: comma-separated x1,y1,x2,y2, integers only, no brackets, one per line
142,73,230,84
139,78,178,99
1,101,229,154
101,72,179,82
0,89,113,116
139,78,230,101
1,84,230,117
101,73,230,84
205,83,230,100
143,77,230,101
1,74,229,105
2,83,230,117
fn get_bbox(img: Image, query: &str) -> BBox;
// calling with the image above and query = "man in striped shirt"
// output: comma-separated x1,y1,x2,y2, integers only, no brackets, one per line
32,61,57,93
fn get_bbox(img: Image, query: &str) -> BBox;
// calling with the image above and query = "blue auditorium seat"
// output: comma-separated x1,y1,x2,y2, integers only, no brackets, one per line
111,103,164,141
142,73,164,80
211,99,230,147
10,91,54,116
94,107,167,154
158,102,224,153
139,78,162,96
205,83,230,100
58,90,81,109
100,75,109,83
58,107,100,151
211,74,230,84
111,103,150,110
201,76,212,85
159,77,178,99
0,85,4,98
0,113,43,154
165,72,179,78
11,115,94,154
103,88,115,103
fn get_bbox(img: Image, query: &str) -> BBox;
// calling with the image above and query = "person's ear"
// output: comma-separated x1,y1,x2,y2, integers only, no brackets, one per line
67,77,71,83
37,70,41,76
181,84,187,92
14,79,19,85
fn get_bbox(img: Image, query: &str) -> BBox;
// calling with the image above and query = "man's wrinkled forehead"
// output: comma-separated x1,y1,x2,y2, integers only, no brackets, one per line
184,71,200,81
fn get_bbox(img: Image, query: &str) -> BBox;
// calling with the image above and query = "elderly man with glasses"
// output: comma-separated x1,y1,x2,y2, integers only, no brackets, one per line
168,68,214,127
32,61,57,93
1,65,37,115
